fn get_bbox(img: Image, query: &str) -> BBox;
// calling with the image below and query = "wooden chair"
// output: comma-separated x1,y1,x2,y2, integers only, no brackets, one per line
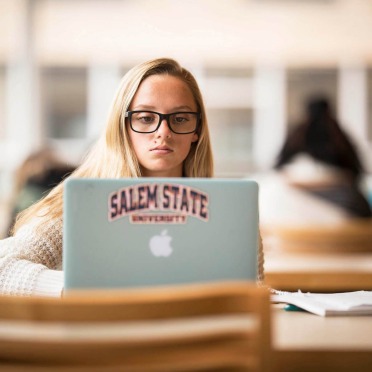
262,220,372,292
265,271,372,292
0,281,271,372
262,220,372,254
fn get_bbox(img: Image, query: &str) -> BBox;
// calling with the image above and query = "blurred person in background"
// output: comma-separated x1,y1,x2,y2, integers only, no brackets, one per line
0,58,264,297
6,147,75,236
257,95,372,227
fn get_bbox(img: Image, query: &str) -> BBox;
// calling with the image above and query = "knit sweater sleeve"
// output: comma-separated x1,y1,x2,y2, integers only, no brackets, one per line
0,217,64,297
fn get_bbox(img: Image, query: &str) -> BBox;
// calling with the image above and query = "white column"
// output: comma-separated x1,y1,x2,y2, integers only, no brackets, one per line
252,66,286,170
5,63,36,145
338,64,370,172
4,0,40,168
87,65,121,141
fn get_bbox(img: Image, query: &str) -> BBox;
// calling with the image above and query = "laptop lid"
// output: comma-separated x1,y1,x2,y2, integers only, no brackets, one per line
63,178,259,291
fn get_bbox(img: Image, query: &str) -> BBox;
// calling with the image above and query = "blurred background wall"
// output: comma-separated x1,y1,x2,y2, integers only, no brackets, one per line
1,0,372,235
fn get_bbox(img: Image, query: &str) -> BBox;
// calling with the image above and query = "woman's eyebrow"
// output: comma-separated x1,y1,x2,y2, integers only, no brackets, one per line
131,104,156,111
172,105,195,111
131,105,195,111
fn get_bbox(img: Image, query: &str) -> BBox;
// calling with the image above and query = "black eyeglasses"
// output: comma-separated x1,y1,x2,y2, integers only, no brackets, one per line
125,111,200,134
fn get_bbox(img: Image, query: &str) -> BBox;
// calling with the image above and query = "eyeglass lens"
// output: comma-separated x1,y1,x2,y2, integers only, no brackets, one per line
129,111,198,134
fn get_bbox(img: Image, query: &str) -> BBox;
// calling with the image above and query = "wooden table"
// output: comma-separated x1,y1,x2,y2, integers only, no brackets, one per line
272,305,372,372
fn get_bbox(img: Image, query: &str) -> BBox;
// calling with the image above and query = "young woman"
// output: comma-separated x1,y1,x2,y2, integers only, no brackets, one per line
0,58,263,297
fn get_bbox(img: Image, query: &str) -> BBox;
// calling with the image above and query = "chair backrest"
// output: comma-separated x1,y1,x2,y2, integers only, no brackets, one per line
0,281,271,372
262,220,372,292
262,220,372,253
265,271,372,292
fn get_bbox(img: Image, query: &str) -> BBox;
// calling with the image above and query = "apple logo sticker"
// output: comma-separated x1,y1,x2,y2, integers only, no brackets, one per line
149,229,173,257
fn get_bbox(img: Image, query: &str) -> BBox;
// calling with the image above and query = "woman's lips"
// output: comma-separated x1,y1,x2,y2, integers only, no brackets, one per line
150,146,173,154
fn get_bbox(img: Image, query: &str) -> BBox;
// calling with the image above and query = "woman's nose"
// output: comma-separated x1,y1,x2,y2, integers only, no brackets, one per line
156,118,172,137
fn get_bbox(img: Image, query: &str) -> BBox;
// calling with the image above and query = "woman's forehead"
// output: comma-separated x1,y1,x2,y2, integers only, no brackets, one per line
130,74,196,111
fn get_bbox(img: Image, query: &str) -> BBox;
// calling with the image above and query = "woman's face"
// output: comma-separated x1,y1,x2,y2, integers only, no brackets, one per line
128,74,199,177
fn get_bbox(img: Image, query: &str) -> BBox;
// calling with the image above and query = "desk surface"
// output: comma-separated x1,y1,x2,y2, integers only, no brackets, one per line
272,305,372,372
273,305,372,350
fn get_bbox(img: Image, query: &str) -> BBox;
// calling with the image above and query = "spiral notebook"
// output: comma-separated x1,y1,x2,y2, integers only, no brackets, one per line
63,178,259,292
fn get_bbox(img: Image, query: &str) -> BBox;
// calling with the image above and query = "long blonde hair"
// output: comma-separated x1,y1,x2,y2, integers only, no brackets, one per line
12,58,214,234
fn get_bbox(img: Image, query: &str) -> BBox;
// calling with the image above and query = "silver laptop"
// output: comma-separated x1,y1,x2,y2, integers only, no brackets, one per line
63,178,259,291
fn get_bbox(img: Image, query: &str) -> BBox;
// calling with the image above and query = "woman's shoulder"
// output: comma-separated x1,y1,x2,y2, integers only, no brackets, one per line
16,214,63,239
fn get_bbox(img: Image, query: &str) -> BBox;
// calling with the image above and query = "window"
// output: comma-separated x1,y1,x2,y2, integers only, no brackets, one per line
203,67,254,176
208,108,253,176
286,68,338,127
41,67,87,139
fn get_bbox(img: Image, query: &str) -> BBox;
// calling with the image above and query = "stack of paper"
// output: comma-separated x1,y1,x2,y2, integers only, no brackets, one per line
271,290,372,316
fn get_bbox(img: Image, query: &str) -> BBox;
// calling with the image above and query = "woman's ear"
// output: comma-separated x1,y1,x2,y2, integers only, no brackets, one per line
192,133,199,143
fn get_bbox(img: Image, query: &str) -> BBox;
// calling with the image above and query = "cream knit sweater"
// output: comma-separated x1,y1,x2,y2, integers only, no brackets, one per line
0,217,264,297
0,217,64,297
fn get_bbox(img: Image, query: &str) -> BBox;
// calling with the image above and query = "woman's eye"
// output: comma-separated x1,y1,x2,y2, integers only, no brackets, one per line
138,116,155,124
173,116,188,124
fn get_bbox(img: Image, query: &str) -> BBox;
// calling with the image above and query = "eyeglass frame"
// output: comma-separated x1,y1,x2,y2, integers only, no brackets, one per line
125,110,201,134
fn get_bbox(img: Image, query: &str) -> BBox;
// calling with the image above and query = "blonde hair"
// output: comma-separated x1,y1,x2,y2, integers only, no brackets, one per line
12,58,214,234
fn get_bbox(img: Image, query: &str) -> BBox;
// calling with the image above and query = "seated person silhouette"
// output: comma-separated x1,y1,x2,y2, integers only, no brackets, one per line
7,148,75,236
256,96,371,227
